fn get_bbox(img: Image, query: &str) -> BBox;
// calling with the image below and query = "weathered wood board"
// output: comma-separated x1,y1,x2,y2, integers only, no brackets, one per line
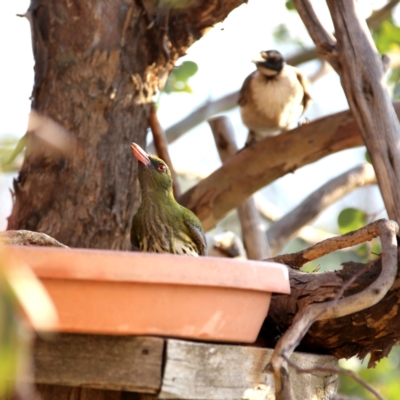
24,334,338,399
33,334,164,393
159,339,338,400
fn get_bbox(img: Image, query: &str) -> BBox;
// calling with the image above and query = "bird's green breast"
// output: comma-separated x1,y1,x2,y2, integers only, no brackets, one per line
131,198,201,256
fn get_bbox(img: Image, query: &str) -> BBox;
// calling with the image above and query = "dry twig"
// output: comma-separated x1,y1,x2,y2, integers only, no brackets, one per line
283,355,383,400
265,218,398,400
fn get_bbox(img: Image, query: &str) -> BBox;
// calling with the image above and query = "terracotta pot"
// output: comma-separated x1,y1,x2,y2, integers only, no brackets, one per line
6,246,290,343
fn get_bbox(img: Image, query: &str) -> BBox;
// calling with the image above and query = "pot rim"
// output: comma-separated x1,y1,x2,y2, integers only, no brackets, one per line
5,245,291,294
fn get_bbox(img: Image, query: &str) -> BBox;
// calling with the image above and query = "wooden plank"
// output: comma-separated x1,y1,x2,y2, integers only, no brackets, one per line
159,339,338,400
33,334,164,393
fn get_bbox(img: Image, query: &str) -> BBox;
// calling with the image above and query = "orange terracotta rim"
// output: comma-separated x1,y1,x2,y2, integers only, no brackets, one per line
5,246,290,294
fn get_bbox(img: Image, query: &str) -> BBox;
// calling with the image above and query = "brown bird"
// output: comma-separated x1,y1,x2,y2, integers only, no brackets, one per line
239,50,312,146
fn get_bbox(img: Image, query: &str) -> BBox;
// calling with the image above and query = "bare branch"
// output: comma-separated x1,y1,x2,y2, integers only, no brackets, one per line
272,218,398,316
253,193,284,222
265,263,370,400
324,0,400,224
308,60,332,83
208,116,270,259
267,163,377,255
367,0,400,31
164,92,239,146
283,355,383,400
156,0,398,148
178,104,400,231
149,103,181,198
266,219,397,399
293,0,337,58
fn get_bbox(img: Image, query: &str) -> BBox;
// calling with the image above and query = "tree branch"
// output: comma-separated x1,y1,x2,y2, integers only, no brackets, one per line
334,0,400,224
295,0,400,225
283,354,383,400
208,116,270,260
156,0,399,148
180,103,400,231
293,0,337,59
267,163,377,255
367,0,400,31
265,219,398,399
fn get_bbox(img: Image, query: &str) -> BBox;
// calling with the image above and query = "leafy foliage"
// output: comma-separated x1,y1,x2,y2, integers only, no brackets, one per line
373,18,400,100
338,208,368,234
0,134,24,173
0,268,20,396
163,61,199,94
365,150,372,164
340,347,400,399
285,0,296,11
373,19,400,53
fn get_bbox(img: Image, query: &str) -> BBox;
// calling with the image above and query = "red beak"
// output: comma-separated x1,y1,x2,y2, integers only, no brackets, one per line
131,143,151,166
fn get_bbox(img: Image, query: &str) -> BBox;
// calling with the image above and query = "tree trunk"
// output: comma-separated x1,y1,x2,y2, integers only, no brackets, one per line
7,0,244,250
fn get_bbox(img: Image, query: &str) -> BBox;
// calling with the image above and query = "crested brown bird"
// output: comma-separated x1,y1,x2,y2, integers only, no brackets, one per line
239,50,312,146
130,143,207,256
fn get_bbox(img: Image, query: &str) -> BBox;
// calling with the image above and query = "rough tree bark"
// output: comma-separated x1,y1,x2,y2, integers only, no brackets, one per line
7,0,244,249
259,247,400,368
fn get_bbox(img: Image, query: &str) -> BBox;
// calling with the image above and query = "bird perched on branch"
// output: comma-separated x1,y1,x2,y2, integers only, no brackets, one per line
130,143,207,256
239,50,312,146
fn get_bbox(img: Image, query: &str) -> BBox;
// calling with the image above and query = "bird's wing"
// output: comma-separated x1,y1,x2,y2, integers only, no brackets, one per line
238,72,255,106
295,70,312,111
183,213,207,256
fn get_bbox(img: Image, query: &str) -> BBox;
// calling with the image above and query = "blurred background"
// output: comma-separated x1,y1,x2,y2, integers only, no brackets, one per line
1,0,400,398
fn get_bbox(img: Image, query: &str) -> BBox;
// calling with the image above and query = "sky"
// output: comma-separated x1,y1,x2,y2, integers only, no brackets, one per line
0,0,396,233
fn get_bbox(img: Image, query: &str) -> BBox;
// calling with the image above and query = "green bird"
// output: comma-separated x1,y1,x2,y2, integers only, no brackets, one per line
130,143,207,256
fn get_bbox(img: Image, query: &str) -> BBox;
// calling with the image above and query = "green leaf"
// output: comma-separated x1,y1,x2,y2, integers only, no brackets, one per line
273,24,291,43
393,82,400,100
356,243,368,257
365,150,372,164
0,134,26,173
0,270,20,396
373,20,400,53
172,61,198,81
163,61,198,94
338,208,367,234
285,0,296,11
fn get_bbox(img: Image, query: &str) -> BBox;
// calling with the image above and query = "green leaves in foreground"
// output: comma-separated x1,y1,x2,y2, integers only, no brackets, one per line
338,208,368,235
163,61,198,94
0,269,21,396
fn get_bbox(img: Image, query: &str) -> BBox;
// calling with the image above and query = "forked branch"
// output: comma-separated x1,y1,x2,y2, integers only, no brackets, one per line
265,219,398,400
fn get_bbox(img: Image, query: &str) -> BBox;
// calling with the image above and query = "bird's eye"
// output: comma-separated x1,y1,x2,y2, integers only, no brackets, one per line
157,164,166,173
